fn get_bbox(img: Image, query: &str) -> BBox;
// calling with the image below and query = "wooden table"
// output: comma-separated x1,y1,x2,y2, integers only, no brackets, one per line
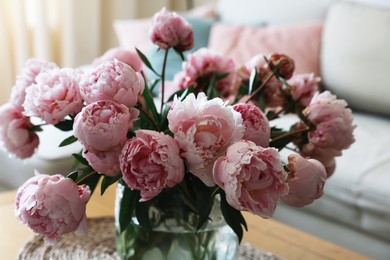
1,185,369,260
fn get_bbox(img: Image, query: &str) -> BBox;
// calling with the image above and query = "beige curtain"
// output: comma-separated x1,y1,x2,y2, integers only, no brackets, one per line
0,0,196,105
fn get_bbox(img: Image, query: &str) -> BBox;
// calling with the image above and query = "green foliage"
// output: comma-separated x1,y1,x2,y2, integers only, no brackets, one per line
118,183,139,233
59,135,77,147
101,175,121,195
136,48,160,77
54,119,74,131
219,191,247,243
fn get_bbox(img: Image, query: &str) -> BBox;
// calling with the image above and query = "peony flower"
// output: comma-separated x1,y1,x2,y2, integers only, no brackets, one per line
213,140,289,218
80,59,144,108
304,91,355,151
23,68,84,124
282,153,327,207
179,48,237,97
268,53,295,80
300,143,338,177
288,73,320,107
149,8,194,52
168,92,244,186
10,58,58,110
0,103,39,159
120,130,185,201
74,100,137,152
15,172,90,244
92,47,143,72
83,147,121,177
233,103,270,147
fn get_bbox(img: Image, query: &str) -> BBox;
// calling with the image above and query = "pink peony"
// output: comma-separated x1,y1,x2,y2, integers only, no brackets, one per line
92,47,143,72
23,68,84,124
149,8,194,52
288,73,320,107
120,130,185,201
74,100,138,152
168,93,244,186
304,91,355,151
213,140,289,218
180,48,237,97
10,59,58,110
282,153,327,207
80,59,144,108
0,103,39,159
83,147,121,177
233,103,270,147
300,143,338,177
15,172,90,244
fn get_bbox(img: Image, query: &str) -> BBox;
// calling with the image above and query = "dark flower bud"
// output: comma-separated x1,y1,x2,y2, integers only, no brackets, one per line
268,53,295,80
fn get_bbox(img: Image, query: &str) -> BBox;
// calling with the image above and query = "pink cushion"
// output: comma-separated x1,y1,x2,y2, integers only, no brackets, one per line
208,22,323,76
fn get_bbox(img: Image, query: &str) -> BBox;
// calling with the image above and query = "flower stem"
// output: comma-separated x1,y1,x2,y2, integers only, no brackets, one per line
160,49,170,113
75,170,97,185
272,126,310,143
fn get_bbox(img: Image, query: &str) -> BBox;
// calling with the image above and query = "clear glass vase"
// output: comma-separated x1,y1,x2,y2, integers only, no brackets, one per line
115,183,238,260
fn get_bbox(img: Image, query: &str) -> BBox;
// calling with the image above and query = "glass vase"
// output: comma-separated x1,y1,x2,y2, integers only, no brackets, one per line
114,183,238,260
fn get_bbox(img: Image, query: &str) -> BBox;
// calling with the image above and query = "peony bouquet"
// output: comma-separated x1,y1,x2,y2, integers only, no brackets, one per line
1,7,355,251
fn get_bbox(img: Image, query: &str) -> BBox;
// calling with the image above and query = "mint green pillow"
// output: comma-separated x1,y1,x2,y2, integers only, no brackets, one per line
147,17,215,82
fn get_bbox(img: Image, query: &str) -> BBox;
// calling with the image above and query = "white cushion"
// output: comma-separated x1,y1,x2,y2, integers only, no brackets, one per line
321,2,390,116
215,0,336,25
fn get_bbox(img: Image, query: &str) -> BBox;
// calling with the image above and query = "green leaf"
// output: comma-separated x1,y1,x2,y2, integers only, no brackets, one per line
136,48,160,77
135,199,153,231
141,83,160,128
248,68,259,95
73,170,101,195
266,110,279,121
82,173,101,195
119,185,139,233
159,104,171,131
67,171,78,181
54,119,74,131
149,79,161,94
220,193,247,243
216,72,228,80
270,127,287,138
101,175,121,195
207,74,218,99
72,153,89,166
269,133,293,150
59,135,77,147
173,48,185,61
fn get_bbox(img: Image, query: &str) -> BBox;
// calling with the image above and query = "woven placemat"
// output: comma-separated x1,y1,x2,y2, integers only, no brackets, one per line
18,217,281,260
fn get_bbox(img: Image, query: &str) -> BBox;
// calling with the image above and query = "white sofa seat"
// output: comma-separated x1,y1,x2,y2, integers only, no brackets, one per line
272,112,390,258
0,124,82,189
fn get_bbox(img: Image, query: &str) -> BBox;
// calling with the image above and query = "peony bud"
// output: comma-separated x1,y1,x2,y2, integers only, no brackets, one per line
268,53,295,80
282,154,327,207
149,8,194,52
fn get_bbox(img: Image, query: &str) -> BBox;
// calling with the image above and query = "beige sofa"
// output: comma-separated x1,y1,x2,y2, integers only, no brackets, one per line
208,1,390,259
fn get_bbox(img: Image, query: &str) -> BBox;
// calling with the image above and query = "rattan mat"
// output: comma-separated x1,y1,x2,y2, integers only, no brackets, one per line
18,217,281,260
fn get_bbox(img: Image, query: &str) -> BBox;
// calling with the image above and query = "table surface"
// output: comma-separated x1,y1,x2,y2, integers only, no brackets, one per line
0,185,369,260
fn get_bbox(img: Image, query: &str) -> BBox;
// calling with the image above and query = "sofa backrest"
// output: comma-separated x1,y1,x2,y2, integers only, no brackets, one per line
320,1,390,116
215,0,337,25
